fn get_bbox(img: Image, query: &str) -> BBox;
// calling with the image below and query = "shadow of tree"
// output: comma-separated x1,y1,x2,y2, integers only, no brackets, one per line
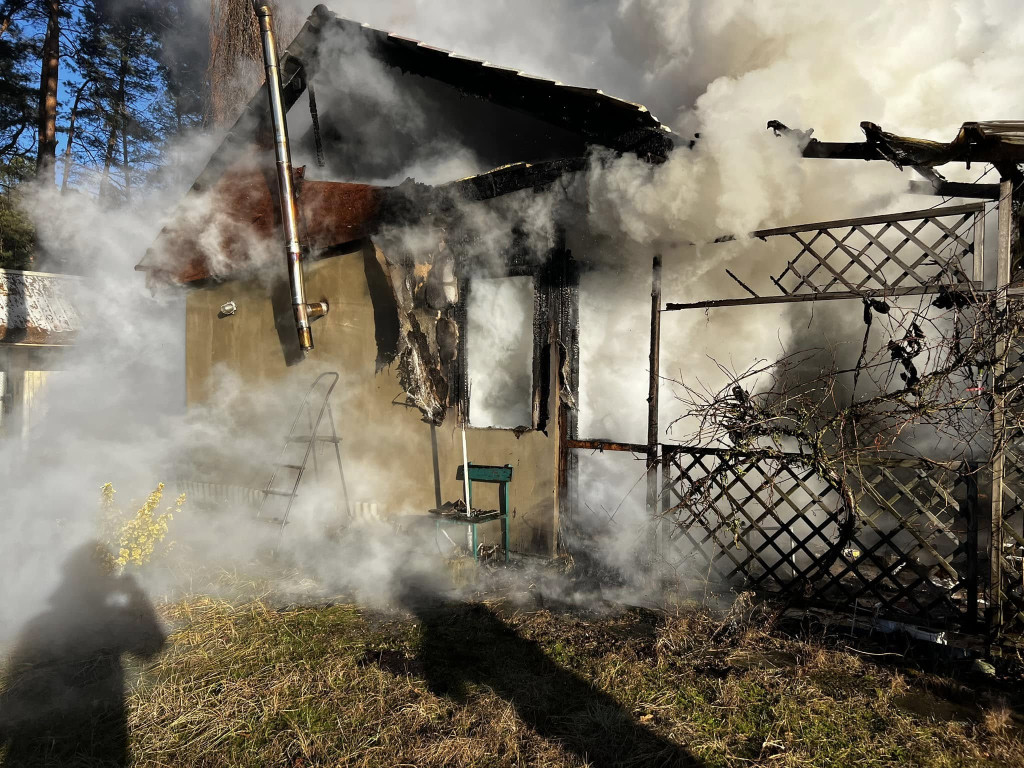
0,542,165,767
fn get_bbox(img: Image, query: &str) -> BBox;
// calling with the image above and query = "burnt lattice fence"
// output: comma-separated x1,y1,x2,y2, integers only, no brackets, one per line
659,448,984,632
567,195,1024,641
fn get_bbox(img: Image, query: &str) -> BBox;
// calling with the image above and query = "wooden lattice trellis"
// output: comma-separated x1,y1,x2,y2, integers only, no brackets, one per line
648,202,1002,636
661,448,981,630
666,203,986,313
566,196,1024,641
998,445,1024,633
769,203,984,296
995,332,1024,634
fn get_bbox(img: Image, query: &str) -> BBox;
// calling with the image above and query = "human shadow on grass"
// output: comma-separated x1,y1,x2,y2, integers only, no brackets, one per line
390,585,702,768
0,542,166,767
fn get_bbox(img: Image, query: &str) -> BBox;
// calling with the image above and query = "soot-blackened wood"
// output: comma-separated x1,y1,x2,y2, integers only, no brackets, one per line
531,269,552,432
453,276,471,423
552,239,580,556
646,255,663,565
908,180,1001,200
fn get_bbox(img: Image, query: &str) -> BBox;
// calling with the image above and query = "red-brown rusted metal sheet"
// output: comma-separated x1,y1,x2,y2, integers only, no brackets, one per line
139,162,383,284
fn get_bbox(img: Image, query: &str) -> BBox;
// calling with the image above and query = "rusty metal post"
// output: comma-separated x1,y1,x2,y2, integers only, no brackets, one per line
990,177,1014,631
646,255,663,572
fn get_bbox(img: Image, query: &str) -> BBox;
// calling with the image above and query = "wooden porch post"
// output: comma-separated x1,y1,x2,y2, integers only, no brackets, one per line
646,255,663,571
990,177,1014,631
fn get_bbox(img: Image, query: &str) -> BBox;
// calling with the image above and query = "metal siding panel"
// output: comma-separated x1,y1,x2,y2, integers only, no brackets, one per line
0,270,81,344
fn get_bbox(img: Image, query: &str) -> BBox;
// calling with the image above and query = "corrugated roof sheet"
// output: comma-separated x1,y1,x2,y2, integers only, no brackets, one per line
184,4,674,195
0,269,81,345
312,5,675,148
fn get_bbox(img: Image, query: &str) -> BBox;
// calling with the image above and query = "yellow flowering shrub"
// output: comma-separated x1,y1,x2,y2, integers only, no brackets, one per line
100,482,184,571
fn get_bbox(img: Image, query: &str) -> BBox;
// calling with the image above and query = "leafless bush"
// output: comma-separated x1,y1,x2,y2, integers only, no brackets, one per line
662,281,1024,575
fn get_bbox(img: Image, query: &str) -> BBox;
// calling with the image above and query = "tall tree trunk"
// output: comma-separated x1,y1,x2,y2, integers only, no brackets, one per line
60,80,89,193
100,55,128,202
120,101,130,204
119,44,131,204
0,0,27,39
99,121,117,199
35,0,60,182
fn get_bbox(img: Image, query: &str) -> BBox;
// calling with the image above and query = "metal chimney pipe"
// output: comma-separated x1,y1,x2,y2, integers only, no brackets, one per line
254,2,323,353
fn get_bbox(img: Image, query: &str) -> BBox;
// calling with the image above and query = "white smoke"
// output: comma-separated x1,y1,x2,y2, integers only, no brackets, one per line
3,0,1023,642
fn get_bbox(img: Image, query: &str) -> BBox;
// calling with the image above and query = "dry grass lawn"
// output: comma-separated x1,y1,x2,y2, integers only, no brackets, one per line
4,586,1024,767
128,595,1024,767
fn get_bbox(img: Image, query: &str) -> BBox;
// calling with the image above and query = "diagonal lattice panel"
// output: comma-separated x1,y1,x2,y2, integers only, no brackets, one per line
997,323,1024,636
758,204,983,297
662,450,845,589
999,444,1024,635
662,448,980,629
840,465,973,624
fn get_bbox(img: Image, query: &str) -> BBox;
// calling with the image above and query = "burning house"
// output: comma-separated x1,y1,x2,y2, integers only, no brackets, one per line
138,2,1024,641
139,4,675,556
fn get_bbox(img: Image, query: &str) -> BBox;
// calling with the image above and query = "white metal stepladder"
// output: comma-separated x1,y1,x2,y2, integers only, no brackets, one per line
256,372,351,534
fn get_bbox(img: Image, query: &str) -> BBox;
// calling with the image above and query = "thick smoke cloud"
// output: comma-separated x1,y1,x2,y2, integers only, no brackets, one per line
3,0,1024,642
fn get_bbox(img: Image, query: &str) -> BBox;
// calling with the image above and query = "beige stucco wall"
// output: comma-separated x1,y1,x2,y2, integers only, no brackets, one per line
184,242,558,555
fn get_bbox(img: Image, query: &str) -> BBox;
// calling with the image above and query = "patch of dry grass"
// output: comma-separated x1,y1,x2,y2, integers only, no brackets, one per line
6,592,1024,767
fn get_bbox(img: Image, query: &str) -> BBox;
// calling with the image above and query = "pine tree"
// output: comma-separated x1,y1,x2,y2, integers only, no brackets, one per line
0,3,38,164
0,156,36,269
35,0,61,180
73,0,167,203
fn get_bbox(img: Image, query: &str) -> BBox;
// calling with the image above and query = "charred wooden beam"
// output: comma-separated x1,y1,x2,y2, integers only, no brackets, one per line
771,119,1024,168
645,254,663,574
907,180,1000,199
376,158,586,234
800,140,882,161
665,444,965,469
646,254,662,516
554,239,580,556
447,158,586,201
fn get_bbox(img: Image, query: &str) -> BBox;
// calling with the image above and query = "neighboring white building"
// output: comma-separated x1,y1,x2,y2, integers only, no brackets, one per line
0,268,80,439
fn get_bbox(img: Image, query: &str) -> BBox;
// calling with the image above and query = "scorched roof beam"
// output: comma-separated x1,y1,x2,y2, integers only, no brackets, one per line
773,120,1024,165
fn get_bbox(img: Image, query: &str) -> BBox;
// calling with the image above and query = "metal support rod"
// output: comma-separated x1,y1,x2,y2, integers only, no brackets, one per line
646,254,662,571
990,176,1013,631
254,2,323,354
567,438,650,454
665,284,980,311
974,209,986,286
